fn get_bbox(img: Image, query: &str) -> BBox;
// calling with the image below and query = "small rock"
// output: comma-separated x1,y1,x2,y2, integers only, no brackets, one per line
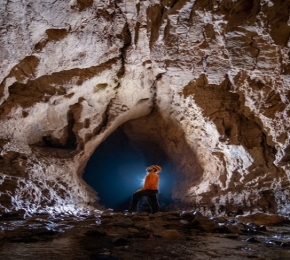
143,224,152,231
85,230,106,237
191,217,220,232
102,209,114,215
131,215,149,221
239,228,260,235
245,222,259,229
163,211,180,220
163,211,180,217
265,239,282,246
245,237,260,243
31,227,58,236
112,237,129,245
0,210,26,220
180,211,195,221
95,217,101,225
160,229,181,239
139,212,149,216
281,242,290,247
236,213,286,226
219,233,239,239
25,216,50,224
126,227,139,233
48,217,64,223
180,219,189,225
98,248,111,256
150,211,163,218
224,223,243,234
113,217,134,227
235,209,244,216
114,212,124,217
258,225,267,231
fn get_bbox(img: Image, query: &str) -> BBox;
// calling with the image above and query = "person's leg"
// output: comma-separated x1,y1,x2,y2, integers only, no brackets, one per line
147,194,160,214
128,190,147,212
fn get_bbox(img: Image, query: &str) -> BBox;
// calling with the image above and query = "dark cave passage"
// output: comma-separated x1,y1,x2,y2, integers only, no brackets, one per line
83,127,175,212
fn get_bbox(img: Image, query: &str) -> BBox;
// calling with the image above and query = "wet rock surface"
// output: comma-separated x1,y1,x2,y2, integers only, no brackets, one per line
1,210,290,260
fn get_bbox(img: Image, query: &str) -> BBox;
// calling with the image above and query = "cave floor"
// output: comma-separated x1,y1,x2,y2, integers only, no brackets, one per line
0,211,290,260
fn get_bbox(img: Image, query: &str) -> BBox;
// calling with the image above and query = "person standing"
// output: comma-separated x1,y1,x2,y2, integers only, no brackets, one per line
128,165,162,214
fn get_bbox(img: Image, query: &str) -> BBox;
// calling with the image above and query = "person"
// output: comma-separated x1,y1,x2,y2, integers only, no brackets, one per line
128,165,162,214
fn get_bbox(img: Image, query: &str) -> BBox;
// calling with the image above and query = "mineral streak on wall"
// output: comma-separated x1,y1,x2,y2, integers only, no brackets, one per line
0,0,289,215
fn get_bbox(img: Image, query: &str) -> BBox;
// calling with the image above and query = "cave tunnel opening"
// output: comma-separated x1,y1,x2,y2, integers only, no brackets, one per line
83,126,175,212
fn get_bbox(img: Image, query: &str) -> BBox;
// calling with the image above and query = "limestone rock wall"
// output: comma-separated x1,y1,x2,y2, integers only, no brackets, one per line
0,0,289,215
0,139,97,214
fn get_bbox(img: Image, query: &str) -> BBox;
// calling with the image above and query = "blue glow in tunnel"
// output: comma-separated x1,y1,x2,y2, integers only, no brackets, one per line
83,128,174,211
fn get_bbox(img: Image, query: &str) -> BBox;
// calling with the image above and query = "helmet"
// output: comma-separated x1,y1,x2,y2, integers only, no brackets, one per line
146,165,162,173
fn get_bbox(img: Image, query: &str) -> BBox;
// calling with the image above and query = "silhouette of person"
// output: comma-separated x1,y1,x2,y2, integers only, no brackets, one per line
128,165,162,214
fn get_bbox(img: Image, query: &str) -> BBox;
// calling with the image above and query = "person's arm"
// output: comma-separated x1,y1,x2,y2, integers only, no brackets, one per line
135,174,149,192
141,174,149,190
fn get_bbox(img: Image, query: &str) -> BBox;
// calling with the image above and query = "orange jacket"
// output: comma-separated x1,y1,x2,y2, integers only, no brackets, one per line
142,172,159,190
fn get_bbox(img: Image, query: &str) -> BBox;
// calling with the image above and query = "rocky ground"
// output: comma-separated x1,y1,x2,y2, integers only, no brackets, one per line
1,210,290,260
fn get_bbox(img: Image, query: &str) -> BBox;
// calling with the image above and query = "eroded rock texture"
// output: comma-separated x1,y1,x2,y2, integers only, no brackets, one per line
0,0,289,215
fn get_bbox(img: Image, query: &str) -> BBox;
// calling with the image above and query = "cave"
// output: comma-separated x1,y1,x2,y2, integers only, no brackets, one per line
0,0,289,217
1,0,290,258
83,122,175,212
80,109,205,213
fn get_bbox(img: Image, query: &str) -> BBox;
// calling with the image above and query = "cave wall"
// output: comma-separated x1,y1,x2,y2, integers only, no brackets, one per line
0,0,289,215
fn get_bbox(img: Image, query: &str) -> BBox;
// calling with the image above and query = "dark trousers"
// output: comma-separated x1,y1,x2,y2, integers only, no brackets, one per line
129,189,159,213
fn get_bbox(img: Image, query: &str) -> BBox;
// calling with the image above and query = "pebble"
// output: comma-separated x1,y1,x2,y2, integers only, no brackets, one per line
160,229,181,239
113,217,134,227
245,237,260,243
180,219,189,225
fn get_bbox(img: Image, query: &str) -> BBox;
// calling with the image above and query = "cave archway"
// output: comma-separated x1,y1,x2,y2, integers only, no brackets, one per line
83,125,175,212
